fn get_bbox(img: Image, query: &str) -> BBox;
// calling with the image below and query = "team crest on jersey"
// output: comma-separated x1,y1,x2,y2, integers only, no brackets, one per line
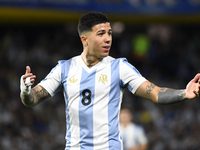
69,78,78,83
98,74,108,84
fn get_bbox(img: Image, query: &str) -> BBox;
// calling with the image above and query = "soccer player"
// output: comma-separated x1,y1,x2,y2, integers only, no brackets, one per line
20,12,200,150
119,108,148,150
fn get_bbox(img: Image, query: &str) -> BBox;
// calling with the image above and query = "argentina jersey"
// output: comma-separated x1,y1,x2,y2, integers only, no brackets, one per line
39,54,146,150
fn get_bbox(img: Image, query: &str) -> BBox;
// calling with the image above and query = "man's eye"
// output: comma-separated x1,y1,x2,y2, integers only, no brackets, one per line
98,33,103,36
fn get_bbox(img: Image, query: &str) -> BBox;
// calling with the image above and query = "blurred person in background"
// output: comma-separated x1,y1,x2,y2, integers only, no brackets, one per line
120,108,148,150
19,12,200,150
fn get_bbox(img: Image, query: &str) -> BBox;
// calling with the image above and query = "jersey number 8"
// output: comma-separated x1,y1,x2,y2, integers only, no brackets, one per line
81,89,92,106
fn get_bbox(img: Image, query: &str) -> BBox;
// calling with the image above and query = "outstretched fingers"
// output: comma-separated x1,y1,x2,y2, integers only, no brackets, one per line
23,66,36,86
193,73,200,83
193,73,200,97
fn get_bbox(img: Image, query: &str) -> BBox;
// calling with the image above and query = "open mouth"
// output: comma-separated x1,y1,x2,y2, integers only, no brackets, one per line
103,46,110,51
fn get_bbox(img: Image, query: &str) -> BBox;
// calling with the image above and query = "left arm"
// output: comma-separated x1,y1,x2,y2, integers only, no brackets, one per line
135,73,200,104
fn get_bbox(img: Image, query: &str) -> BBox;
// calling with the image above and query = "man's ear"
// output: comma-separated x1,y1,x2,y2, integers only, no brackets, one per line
81,35,88,47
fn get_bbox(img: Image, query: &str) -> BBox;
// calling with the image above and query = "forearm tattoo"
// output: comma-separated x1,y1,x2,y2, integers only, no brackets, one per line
21,85,50,106
32,86,50,102
157,88,186,104
22,94,35,106
146,83,155,94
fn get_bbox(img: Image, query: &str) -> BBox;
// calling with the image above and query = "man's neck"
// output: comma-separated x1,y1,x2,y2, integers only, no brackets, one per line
81,51,102,68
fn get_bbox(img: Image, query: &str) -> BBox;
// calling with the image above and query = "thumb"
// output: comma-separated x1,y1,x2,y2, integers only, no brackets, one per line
25,66,31,74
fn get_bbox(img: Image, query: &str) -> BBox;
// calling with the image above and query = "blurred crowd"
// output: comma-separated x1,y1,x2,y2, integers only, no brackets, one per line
0,22,200,150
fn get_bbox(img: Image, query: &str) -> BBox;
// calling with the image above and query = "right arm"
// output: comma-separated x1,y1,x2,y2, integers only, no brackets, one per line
20,84,51,107
135,73,200,104
20,66,51,107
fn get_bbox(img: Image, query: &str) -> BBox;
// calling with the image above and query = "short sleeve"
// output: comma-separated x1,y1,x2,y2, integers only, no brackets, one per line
119,58,147,94
39,63,62,97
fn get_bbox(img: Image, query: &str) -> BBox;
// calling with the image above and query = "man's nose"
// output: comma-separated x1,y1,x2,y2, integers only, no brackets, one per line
105,34,111,43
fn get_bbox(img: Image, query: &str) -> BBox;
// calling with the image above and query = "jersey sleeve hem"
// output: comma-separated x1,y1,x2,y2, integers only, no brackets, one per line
38,83,55,97
131,78,147,94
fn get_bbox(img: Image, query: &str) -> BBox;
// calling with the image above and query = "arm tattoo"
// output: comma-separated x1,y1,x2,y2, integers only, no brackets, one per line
158,88,186,105
33,86,50,102
21,93,35,106
27,95,35,105
146,83,155,94
21,85,50,107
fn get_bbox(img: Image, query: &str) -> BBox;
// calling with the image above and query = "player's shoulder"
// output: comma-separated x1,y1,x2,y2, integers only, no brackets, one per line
103,56,127,64
58,55,80,66
130,123,144,132
58,59,70,65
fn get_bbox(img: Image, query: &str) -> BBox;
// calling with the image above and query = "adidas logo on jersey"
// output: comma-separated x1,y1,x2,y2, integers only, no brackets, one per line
69,78,78,83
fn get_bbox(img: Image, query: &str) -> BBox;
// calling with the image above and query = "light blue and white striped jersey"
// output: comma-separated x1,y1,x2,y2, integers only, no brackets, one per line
39,54,147,150
120,123,148,149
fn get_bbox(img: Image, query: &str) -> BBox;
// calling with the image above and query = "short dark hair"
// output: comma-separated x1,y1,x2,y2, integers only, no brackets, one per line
77,12,109,36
